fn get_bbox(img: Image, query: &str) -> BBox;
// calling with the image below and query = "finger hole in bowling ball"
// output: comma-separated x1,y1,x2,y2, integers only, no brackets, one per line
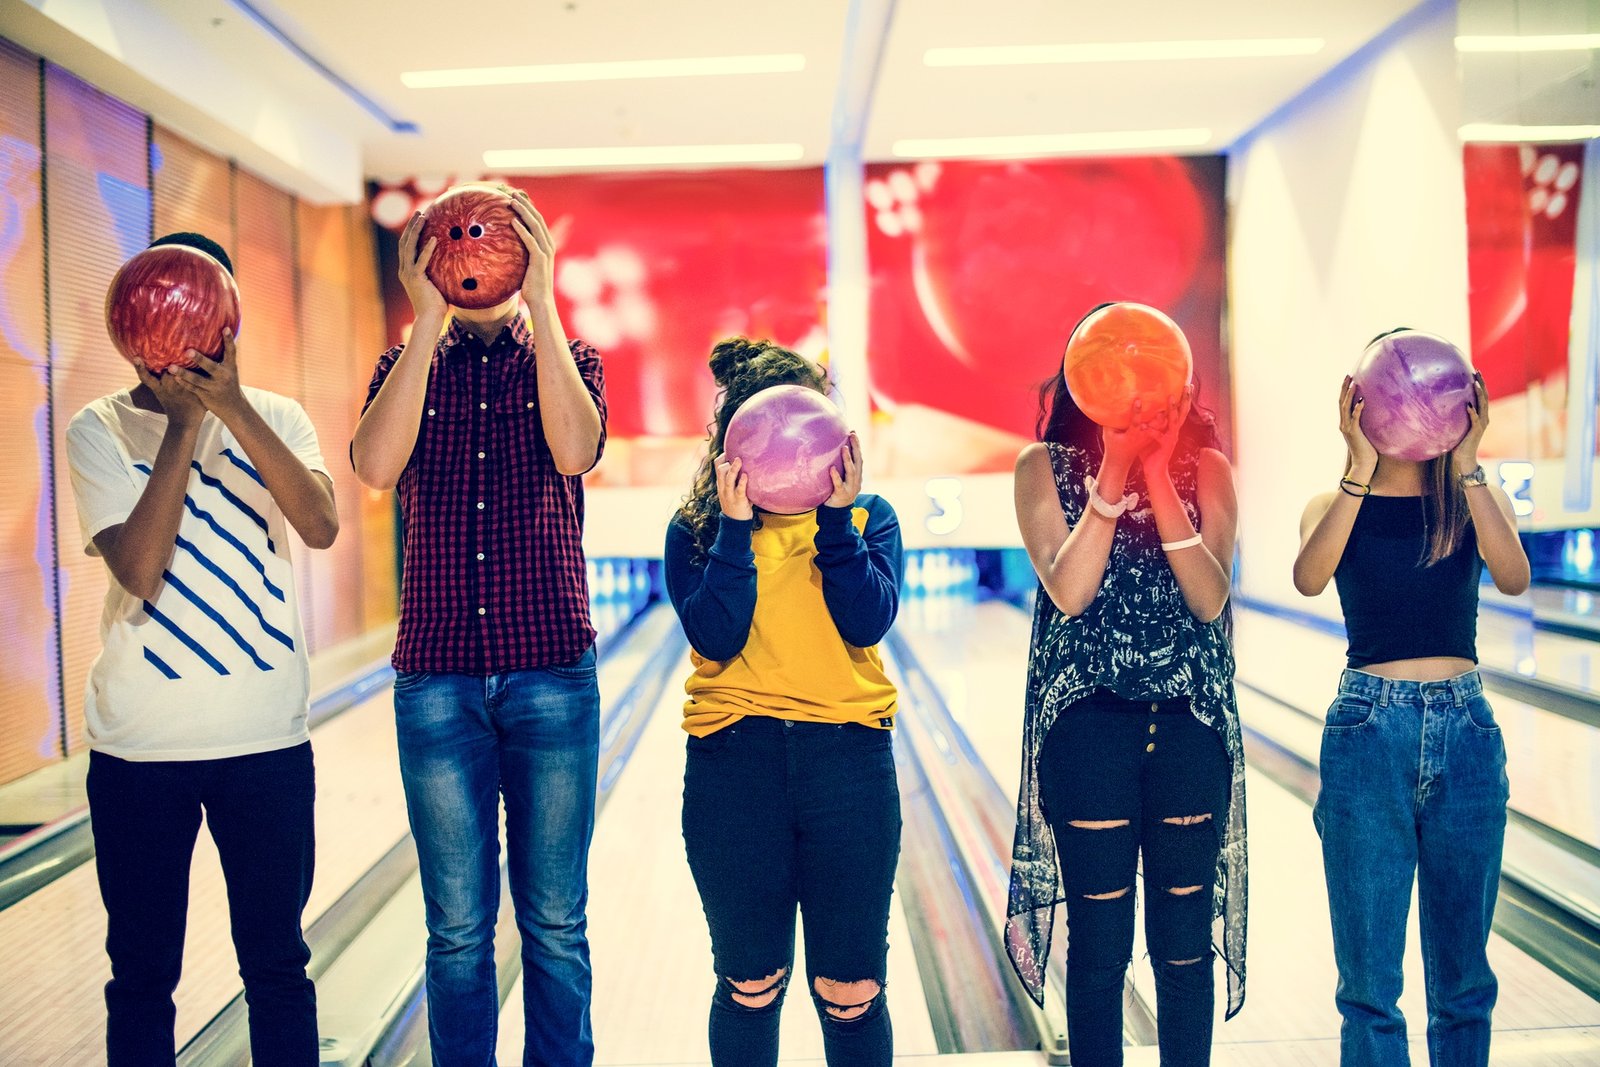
449,226,463,240
462,278,478,291
468,224,484,238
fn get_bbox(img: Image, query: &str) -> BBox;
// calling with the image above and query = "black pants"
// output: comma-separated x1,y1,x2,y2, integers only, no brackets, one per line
87,742,318,1067
1038,691,1229,1067
682,716,901,1067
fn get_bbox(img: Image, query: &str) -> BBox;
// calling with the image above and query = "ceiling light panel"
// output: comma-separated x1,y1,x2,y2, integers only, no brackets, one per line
892,128,1214,158
1459,123,1600,142
483,143,807,169
924,39,1325,66
403,54,806,88
1455,34,1600,53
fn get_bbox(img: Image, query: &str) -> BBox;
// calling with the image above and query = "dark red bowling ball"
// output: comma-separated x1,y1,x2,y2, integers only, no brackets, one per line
420,186,530,309
104,245,242,374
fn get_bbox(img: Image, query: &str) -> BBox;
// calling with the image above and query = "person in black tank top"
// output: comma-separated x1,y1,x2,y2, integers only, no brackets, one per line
1293,334,1529,1067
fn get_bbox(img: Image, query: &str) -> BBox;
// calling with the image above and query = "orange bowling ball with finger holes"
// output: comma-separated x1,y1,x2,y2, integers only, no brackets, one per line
1062,302,1193,429
419,186,529,310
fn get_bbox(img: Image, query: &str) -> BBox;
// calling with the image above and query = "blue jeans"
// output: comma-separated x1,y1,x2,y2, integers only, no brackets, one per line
1313,669,1508,1067
394,649,600,1067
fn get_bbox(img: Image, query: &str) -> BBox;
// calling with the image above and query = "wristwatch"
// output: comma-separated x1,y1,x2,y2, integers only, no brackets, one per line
1460,465,1489,488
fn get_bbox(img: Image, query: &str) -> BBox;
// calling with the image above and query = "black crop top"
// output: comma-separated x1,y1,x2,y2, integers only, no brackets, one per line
1332,495,1481,668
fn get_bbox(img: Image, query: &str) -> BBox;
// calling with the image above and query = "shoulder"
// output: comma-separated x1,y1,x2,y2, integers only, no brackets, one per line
66,397,121,446
665,511,698,547
1300,490,1340,527
243,387,312,425
569,338,602,364
854,494,900,534
1193,448,1236,491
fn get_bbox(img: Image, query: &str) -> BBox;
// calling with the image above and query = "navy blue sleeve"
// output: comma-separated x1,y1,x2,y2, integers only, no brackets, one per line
813,495,902,648
664,514,757,661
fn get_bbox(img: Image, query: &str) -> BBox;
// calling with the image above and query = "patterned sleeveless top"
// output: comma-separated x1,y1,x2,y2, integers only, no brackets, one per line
1005,441,1248,1019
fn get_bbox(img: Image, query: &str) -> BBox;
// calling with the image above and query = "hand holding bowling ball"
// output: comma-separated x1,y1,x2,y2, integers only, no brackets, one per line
105,245,241,374
1350,331,1476,462
723,384,852,514
1137,385,1195,479
419,185,530,310
1063,303,1194,431
1337,377,1379,479
824,434,864,509
505,188,556,306
131,354,207,428
397,212,447,320
714,453,753,521
1451,373,1491,476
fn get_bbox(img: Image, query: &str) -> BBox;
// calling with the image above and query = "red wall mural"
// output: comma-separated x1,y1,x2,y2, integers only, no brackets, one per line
370,170,827,488
1465,142,1586,460
864,156,1230,477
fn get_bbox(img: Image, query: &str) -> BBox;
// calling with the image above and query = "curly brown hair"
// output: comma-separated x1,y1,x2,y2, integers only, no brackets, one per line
677,337,833,561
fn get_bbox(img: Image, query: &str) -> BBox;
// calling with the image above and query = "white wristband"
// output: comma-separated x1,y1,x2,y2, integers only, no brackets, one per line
1161,533,1204,552
1084,475,1138,519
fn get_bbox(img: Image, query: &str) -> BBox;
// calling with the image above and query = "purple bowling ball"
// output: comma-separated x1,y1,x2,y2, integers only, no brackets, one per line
724,384,851,514
1352,331,1476,462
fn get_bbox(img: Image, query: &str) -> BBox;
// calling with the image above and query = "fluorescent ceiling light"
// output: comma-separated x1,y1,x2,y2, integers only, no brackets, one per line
1455,34,1600,53
484,143,806,169
924,39,1323,66
403,54,805,88
1459,123,1600,142
893,129,1213,159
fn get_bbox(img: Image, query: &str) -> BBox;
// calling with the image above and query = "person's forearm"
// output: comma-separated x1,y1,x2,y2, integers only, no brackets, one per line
220,404,338,549
1145,473,1229,618
352,312,446,489
106,421,200,599
529,298,602,475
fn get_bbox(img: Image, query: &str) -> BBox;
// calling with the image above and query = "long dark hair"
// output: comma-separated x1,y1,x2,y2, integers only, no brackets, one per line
678,337,833,561
1361,328,1470,566
1036,303,1226,461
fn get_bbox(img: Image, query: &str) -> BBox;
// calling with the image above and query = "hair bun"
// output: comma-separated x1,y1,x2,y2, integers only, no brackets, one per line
709,337,768,387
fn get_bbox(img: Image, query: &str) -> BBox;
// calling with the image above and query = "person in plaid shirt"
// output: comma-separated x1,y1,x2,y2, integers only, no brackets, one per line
352,185,606,1067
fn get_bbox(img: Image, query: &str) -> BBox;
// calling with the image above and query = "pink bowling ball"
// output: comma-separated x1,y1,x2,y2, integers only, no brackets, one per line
724,384,851,514
1351,331,1476,462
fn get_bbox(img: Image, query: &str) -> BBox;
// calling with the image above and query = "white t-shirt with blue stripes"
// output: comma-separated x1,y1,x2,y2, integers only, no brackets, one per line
66,387,327,761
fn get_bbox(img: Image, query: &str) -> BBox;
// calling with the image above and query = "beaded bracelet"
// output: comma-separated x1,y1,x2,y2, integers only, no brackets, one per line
1084,475,1138,519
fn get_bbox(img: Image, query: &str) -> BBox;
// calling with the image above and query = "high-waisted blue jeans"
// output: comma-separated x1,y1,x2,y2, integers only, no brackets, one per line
1314,668,1508,1067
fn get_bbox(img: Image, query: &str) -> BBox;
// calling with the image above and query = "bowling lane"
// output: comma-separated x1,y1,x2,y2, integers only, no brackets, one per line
0,684,412,1065
1234,605,1600,850
495,660,940,1064
892,593,1600,1046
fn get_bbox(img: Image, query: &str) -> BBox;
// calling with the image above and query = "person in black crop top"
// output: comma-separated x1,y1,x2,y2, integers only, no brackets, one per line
1293,337,1528,1067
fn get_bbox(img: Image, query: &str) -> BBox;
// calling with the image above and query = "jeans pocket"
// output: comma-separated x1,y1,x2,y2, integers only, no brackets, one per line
392,669,428,691
1324,694,1377,732
687,722,739,755
1463,695,1502,735
545,646,597,682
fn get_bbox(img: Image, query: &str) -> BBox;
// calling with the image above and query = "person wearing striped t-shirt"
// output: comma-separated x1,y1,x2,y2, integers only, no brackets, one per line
65,232,338,1067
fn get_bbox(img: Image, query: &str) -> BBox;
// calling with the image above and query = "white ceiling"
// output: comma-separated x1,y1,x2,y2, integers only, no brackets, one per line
5,0,1432,189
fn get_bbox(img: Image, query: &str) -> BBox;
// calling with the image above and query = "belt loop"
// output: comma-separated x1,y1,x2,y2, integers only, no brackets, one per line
1452,675,1467,706
1379,678,1391,708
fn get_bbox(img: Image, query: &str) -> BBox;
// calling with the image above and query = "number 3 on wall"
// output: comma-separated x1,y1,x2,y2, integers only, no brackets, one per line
925,477,963,535
1496,461,1535,518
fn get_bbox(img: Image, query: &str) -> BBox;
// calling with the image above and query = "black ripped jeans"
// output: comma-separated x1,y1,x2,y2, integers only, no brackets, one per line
682,716,901,1067
1038,690,1229,1067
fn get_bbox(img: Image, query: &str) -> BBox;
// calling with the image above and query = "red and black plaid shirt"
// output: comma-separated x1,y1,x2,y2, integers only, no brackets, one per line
363,317,606,674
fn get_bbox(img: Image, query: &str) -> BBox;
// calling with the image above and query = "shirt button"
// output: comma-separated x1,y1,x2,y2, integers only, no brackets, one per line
1145,742,1156,753
526,401,534,409
477,552,485,561
482,355,489,363
428,408,436,416
478,607,486,616
477,501,485,510
478,451,486,460
1149,723,1157,734
1150,702,1159,713
784,720,794,729
479,401,487,410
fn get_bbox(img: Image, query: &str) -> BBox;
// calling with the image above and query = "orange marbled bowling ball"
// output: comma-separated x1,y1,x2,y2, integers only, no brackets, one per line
1063,302,1193,429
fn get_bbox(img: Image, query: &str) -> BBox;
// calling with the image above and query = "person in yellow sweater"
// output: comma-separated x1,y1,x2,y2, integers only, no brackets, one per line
664,338,903,1067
